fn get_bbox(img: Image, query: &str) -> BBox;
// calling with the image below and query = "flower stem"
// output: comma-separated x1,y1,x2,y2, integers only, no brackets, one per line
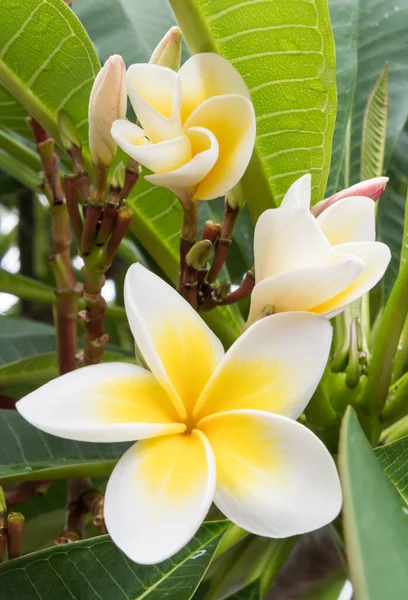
178,198,199,293
6,513,25,559
207,198,239,283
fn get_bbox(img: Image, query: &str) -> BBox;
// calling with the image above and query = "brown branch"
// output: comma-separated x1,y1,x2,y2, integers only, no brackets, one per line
64,174,83,246
207,199,239,283
120,165,140,200
81,203,103,256
81,489,107,533
220,271,255,305
5,481,52,509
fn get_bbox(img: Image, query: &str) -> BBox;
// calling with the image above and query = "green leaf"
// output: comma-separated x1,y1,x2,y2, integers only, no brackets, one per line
0,349,135,387
0,521,229,600
350,0,408,183
360,63,388,180
169,0,337,215
339,406,408,599
0,409,129,483
375,435,408,505
0,0,100,155
325,0,359,195
222,581,261,600
0,316,56,366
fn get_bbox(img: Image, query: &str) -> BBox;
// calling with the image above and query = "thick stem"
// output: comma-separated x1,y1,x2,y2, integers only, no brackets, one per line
178,199,198,292
207,200,239,283
6,481,52,508
6,513,25,559
64,174,83,246
220,271,255,306
18,188,36,319
54,478,90,545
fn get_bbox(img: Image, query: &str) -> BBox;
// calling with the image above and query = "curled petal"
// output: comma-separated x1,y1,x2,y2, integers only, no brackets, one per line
105,430,215,564
311,241,391,318
111,120,191,173
184,94,256,200
195,312,332,421
146,126,219,197
124,264,224,419
199,410,342,538
313,176,389,217
247,254,364,325
16,363,184,442
178,53,251,125
279,174,311,209
126,64,181,142
254,207,332,282
317,196,376,245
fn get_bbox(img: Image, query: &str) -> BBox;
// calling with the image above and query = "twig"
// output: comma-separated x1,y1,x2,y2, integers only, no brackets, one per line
220,271,255,305
5,481,52,508
178,199,199,292
207,198,239,284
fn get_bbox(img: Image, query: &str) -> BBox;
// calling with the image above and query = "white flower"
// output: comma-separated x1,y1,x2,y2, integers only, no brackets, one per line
247,174,391,326
111,53,256,202
88,55,127,167
17,264,341,565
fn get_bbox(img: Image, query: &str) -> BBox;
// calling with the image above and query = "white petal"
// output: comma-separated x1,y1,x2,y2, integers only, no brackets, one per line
247,254,364,325
105,430,215,564
183,94,256,200
124,264,224,419
280,174,311,209
195,312,332,421
178,53,251,125
312,241,391,318
317,196,376,245
16,363,184,442
199,410,342,538
146,126,219,197
126,63,181,142
111,120,191,174
254,207,332,282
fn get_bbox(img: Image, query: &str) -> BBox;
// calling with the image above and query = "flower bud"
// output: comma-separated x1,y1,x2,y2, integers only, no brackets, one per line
312,177,389,217
149,27,182,71
88,55,127,168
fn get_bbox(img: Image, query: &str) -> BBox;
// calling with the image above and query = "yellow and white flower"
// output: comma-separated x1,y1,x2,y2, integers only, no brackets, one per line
111,53,256,202
247,174,391,327
17,264,341,565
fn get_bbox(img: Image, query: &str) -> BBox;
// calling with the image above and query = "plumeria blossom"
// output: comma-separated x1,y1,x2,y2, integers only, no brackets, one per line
247,174,391,327
17,264,341,565
111,53,256,202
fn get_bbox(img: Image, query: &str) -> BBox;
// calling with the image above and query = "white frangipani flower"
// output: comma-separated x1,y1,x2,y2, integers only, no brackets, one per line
17,264,341,565
247,174,391,327
111,53,256,202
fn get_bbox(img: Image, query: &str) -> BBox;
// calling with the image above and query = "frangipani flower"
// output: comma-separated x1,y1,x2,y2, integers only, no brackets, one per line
111,53,256,202
247,174,391,327
17,264,341,565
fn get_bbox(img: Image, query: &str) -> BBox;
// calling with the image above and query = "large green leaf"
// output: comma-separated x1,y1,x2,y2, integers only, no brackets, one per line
222,581,261,600
0,349,134,387
325,0,359,195
169,0,337,215
339,407,408,599
375,435,408,505
0,0,100,152
0,316,55,366
350,0,408,183
0,521,228,600
360,62,388,180
0,409,128,483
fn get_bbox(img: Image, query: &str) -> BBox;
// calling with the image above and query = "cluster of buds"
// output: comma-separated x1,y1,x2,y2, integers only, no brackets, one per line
0,486,25,562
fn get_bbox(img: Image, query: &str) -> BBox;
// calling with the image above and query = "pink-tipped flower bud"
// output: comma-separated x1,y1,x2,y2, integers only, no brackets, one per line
88,55,127,168
312,177,389,217
149,26,182,71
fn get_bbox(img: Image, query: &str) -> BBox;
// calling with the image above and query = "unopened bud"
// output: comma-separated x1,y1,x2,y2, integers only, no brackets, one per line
149,27,182,71
186,240,212,270
88,55,127,168
111,161,126,189
0,487,5,515
312,177,389,217
58,111,81,150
